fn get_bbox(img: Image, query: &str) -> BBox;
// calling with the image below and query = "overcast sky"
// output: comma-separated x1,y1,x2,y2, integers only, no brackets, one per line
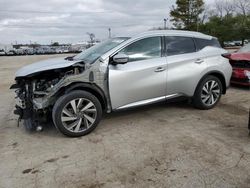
0,0,215,44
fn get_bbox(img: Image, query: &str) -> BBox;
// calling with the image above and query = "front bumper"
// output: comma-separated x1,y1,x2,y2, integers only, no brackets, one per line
231,77,250,86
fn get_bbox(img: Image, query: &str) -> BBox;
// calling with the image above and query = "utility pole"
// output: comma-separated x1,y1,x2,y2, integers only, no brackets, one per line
164,18,168,30
108,28,111,38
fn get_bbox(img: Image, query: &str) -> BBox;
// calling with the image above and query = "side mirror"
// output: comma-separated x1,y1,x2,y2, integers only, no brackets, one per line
112,53,129,64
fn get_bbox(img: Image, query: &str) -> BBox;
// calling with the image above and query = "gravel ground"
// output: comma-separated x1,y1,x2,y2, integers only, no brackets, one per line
0,55,250,188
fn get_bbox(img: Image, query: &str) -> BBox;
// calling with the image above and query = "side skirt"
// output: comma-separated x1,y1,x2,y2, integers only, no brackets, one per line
114,93,183,111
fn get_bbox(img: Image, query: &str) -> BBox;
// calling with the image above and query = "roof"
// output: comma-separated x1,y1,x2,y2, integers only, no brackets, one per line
134,30,213,40
101,30,215,60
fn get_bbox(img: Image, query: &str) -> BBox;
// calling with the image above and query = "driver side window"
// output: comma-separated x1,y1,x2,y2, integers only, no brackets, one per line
119,37,162,62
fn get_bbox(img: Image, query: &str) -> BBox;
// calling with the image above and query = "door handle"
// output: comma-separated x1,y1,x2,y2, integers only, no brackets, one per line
155,67,165,72
195,59,204,64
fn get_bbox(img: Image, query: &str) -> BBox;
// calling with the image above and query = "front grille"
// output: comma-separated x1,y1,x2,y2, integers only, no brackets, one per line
231,77,250,83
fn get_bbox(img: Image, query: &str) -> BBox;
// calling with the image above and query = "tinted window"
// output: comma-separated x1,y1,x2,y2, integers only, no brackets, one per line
120,37,161,62
195,38,221,50
165,36,196,56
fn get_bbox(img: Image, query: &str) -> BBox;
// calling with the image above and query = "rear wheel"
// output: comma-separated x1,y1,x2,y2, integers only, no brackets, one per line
52,90,102,137
193,75,222,110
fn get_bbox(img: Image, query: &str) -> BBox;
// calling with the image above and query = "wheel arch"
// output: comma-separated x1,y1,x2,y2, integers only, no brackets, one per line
197,71,227,94
55,82,107,110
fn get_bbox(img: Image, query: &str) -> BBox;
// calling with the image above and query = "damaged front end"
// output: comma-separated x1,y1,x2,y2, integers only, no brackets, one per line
11,65,86,130
223,53,250,86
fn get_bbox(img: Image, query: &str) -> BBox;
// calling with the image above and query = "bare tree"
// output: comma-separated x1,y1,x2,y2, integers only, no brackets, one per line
215,0,224,18
86,32,95,44
200,4,213,23
214,0,236,17
224,1,236,15
234,0,250,16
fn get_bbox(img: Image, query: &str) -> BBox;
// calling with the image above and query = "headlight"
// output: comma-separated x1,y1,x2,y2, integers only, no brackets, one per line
244,70,250,79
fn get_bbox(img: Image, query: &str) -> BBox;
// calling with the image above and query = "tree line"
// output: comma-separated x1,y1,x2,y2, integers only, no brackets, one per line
170,0,250,46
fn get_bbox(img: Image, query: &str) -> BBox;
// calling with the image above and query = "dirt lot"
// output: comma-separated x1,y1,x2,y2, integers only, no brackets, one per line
0,55,249,188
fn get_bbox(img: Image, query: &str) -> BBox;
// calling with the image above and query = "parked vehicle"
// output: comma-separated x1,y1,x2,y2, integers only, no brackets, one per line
224,41,236,47
56,47,69,54
24,48,34,55
11,30,232,137
15,49,25,55
0,49,5,55
6,50,15,55
223,43,250,86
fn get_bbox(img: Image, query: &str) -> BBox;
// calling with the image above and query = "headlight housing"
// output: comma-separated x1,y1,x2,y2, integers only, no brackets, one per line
244,70,250,80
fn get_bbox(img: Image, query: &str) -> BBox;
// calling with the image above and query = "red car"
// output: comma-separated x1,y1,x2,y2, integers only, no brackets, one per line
223,44,250,86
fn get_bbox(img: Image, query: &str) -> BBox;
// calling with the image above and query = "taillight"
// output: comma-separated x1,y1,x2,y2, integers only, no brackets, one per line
221,53,231,59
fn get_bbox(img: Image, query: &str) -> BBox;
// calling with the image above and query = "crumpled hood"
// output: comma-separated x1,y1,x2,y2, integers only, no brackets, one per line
15,57,82,77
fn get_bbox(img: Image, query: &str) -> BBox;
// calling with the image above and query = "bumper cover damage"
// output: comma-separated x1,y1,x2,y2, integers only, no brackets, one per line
11,59,110,130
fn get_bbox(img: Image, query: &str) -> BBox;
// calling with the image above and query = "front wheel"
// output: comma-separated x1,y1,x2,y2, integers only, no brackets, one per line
193,75,222,110
52,90,102,137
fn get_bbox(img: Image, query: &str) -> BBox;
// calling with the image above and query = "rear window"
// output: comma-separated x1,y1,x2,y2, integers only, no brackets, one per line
194,38,221,50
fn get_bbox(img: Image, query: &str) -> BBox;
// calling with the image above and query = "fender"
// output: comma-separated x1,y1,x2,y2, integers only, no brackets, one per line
197,70,227,94
64,82,108,110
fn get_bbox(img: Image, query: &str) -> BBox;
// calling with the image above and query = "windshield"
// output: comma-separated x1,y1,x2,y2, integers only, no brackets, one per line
238,43,250,53
73,37,129,63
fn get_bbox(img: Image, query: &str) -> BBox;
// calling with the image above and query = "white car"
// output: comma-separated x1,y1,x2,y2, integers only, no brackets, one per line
0,49,5,55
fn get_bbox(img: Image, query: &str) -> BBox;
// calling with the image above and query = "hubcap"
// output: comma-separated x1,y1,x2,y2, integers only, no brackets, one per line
61,98,97,133
201,80,221,106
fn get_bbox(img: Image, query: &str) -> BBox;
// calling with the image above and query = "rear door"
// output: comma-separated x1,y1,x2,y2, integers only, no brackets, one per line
166,36,207,96
108,36,167,109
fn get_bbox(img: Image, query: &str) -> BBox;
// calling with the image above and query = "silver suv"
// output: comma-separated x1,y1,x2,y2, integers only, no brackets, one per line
11,30,232,137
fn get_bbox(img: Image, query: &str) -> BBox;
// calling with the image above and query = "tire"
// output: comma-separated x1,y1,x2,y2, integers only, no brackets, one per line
52,90,102,137
192,75,222,110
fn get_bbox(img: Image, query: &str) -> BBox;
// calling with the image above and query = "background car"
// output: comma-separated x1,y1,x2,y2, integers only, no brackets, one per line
223,43,250,86
6,50,15,56
0,49,5,55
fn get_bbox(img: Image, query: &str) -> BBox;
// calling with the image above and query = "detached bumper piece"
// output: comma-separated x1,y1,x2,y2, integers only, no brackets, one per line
14,105,39,130
15,107,45,131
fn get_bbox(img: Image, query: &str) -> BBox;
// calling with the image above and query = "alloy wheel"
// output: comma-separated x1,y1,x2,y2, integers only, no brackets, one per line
201,80,221,106
61,98,97,133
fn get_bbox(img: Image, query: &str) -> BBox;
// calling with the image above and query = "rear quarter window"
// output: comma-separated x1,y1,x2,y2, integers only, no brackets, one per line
194,38,221,50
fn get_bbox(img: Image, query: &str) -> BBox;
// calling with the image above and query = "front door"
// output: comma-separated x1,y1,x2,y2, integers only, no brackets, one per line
108,36,167,109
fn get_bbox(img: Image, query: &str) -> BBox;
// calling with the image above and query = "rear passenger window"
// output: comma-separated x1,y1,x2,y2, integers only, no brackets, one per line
195,38,221,50
165,36,196,56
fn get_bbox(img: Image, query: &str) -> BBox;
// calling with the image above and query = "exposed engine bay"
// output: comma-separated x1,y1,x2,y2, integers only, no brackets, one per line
11,65,85,129
229,60,250,69
229,59,250,85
